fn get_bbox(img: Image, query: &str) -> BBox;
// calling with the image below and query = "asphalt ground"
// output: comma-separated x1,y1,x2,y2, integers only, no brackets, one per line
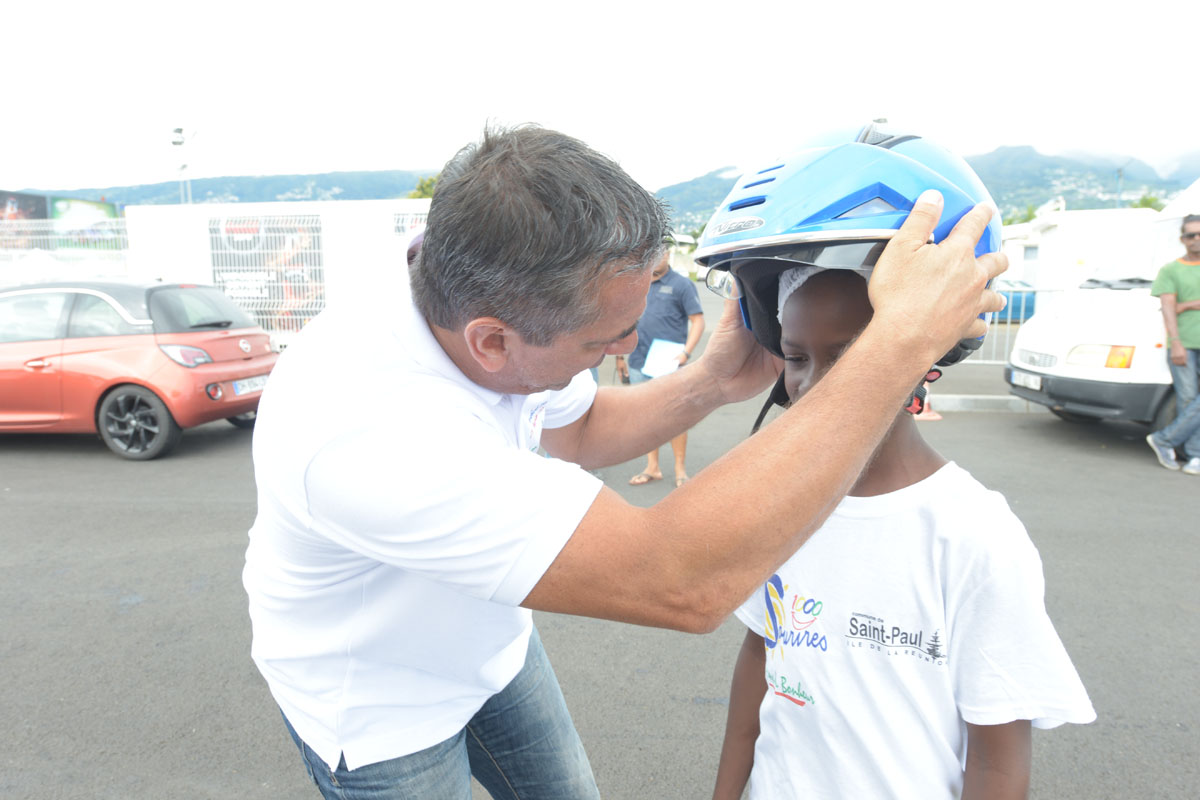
2,289,1197,799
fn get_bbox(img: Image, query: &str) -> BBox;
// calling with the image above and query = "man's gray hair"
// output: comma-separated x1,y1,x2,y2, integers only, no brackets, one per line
411,125,669,346
1182,214,1200,232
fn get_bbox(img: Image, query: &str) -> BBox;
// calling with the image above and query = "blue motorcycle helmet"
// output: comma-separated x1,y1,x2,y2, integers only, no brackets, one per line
695,119,1001,370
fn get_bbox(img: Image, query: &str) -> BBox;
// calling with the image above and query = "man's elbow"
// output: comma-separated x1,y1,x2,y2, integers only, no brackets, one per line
656,581,737,634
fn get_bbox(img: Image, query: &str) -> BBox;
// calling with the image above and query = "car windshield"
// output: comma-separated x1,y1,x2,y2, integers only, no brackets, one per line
148,286,257,333
1079,277,1153,290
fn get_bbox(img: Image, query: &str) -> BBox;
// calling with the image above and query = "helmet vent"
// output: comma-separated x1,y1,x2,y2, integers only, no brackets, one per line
836,197,899,219
728,196,766,211
757,164,784,174
743,177,776,189
860,126,892,145
856,121,921,150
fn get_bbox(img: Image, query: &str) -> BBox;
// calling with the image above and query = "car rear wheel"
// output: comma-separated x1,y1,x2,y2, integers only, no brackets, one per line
97,385,183,460
227,411,257,429
1049,408,1101,424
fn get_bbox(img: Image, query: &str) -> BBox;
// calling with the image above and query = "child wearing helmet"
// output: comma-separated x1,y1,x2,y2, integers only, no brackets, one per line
705,124,1094,800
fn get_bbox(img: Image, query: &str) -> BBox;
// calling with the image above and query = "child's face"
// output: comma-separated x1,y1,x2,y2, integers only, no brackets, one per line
780,270,874,404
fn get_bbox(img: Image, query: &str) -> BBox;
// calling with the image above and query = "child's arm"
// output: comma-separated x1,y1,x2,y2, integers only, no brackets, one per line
961,720,1032,800
712,630,768,800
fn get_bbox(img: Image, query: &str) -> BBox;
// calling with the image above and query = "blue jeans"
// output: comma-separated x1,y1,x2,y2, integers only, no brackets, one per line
283,627,599,799
627,367,650,384
1156,391,1200,459
1167,348,1200,410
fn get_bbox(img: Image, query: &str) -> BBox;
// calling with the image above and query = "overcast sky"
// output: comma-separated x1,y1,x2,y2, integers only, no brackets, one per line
3,0,1195,194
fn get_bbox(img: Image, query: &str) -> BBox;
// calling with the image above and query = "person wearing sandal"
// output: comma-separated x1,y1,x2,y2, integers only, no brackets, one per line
617,248,705,488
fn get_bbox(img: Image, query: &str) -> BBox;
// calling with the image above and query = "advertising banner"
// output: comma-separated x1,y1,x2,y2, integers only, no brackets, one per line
1,190,49,221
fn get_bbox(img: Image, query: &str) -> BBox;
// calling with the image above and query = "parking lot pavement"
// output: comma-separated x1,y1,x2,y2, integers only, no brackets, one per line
2,401,1197,799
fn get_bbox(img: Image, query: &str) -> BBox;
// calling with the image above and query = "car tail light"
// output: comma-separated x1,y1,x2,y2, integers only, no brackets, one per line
159,344,213,367
206,383,223,400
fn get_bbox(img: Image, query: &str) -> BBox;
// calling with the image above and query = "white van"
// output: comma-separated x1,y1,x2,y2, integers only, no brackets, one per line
1005,277,1177,428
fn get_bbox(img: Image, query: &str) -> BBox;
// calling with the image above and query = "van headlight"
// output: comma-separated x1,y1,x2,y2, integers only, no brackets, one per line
1066,344,1134,368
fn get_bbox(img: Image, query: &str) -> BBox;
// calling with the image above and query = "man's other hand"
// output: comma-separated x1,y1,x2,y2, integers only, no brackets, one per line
695,299,781,404
868,190,1008,366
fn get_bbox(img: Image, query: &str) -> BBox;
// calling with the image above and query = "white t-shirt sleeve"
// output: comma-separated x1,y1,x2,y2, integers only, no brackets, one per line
948,509,1096,729
302,409,602,608
735,585,769,637
542,369,598,429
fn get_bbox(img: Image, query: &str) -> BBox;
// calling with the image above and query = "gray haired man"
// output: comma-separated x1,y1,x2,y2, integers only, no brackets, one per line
244,125,1006,799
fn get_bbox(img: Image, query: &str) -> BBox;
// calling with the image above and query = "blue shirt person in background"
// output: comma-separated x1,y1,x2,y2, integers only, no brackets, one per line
617,248,705,487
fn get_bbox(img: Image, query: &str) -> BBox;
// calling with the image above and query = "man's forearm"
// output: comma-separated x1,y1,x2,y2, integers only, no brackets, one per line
563,362,729,468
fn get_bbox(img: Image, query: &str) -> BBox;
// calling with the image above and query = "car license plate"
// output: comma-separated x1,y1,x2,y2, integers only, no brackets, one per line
233,374,269,396
1010,370,1042,391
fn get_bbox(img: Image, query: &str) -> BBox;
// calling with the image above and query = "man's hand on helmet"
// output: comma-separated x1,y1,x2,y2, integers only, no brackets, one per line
694,298,782,404
867,190,1008,366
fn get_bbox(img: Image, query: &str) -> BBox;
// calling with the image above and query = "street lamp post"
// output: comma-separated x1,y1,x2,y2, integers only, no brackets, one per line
172,127,193,204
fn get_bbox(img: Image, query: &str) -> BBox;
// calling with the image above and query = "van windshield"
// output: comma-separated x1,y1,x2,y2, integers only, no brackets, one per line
149,286,258,333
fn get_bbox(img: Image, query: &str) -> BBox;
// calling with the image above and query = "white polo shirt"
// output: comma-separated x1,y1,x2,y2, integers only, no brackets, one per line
243,276,602,771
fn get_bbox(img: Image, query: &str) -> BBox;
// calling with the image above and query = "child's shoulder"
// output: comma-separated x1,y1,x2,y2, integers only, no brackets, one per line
926,464,1032,550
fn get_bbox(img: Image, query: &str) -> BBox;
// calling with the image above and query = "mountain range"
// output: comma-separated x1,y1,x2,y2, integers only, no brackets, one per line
22,170,435,207
19,146,1200,232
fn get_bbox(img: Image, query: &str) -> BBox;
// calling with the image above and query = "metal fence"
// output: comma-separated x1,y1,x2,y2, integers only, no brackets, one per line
393,211,427,237
207,214,326,337
966,287,1037,365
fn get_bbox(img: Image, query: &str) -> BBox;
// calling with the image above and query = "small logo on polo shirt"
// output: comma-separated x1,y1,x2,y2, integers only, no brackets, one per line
527,402,546,451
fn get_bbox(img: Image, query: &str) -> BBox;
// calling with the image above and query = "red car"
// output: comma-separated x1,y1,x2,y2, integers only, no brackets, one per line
0,281,278,459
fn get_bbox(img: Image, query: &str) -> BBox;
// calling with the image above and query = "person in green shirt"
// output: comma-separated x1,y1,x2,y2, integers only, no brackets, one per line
1146,214,1200,472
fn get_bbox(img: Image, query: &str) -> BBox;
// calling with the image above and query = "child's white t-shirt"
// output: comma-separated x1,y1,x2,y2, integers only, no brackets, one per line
734,462,1095,800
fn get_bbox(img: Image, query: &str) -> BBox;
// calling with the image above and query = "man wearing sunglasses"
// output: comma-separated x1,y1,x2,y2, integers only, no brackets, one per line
244,125,1007,800
1146,214,1200,471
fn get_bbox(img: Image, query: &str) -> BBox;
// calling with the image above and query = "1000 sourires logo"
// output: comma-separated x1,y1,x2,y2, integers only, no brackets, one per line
845,612,946,666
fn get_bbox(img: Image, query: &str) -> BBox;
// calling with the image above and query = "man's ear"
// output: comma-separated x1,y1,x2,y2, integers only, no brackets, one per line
463,317,513,373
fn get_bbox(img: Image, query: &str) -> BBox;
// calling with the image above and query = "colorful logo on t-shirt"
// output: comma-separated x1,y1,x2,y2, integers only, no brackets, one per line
762,574,828,657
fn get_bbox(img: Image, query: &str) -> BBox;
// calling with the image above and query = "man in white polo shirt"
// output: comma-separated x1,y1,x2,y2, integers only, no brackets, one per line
244,125,1006,799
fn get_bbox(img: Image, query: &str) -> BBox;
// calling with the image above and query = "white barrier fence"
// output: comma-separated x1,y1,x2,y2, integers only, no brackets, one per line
2,199,431,348
1,208,1036,363
0,219,130,280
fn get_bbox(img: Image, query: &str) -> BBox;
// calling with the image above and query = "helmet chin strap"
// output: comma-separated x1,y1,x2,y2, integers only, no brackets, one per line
751,372,790,434
751,367,944,435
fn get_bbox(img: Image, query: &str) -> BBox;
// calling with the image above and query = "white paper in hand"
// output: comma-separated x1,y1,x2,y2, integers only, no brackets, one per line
641,338,686,378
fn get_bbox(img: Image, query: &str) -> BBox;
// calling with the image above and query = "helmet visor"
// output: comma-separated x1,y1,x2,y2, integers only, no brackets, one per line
704,240,888,299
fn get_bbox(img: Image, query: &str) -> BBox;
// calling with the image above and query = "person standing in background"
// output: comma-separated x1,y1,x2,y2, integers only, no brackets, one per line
1146,214,1200,471
617,245,705,487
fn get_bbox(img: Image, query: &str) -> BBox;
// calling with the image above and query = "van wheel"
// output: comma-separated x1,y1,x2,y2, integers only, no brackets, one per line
1049,408,1100,424
1150,395,1177,431
97,385,183,460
